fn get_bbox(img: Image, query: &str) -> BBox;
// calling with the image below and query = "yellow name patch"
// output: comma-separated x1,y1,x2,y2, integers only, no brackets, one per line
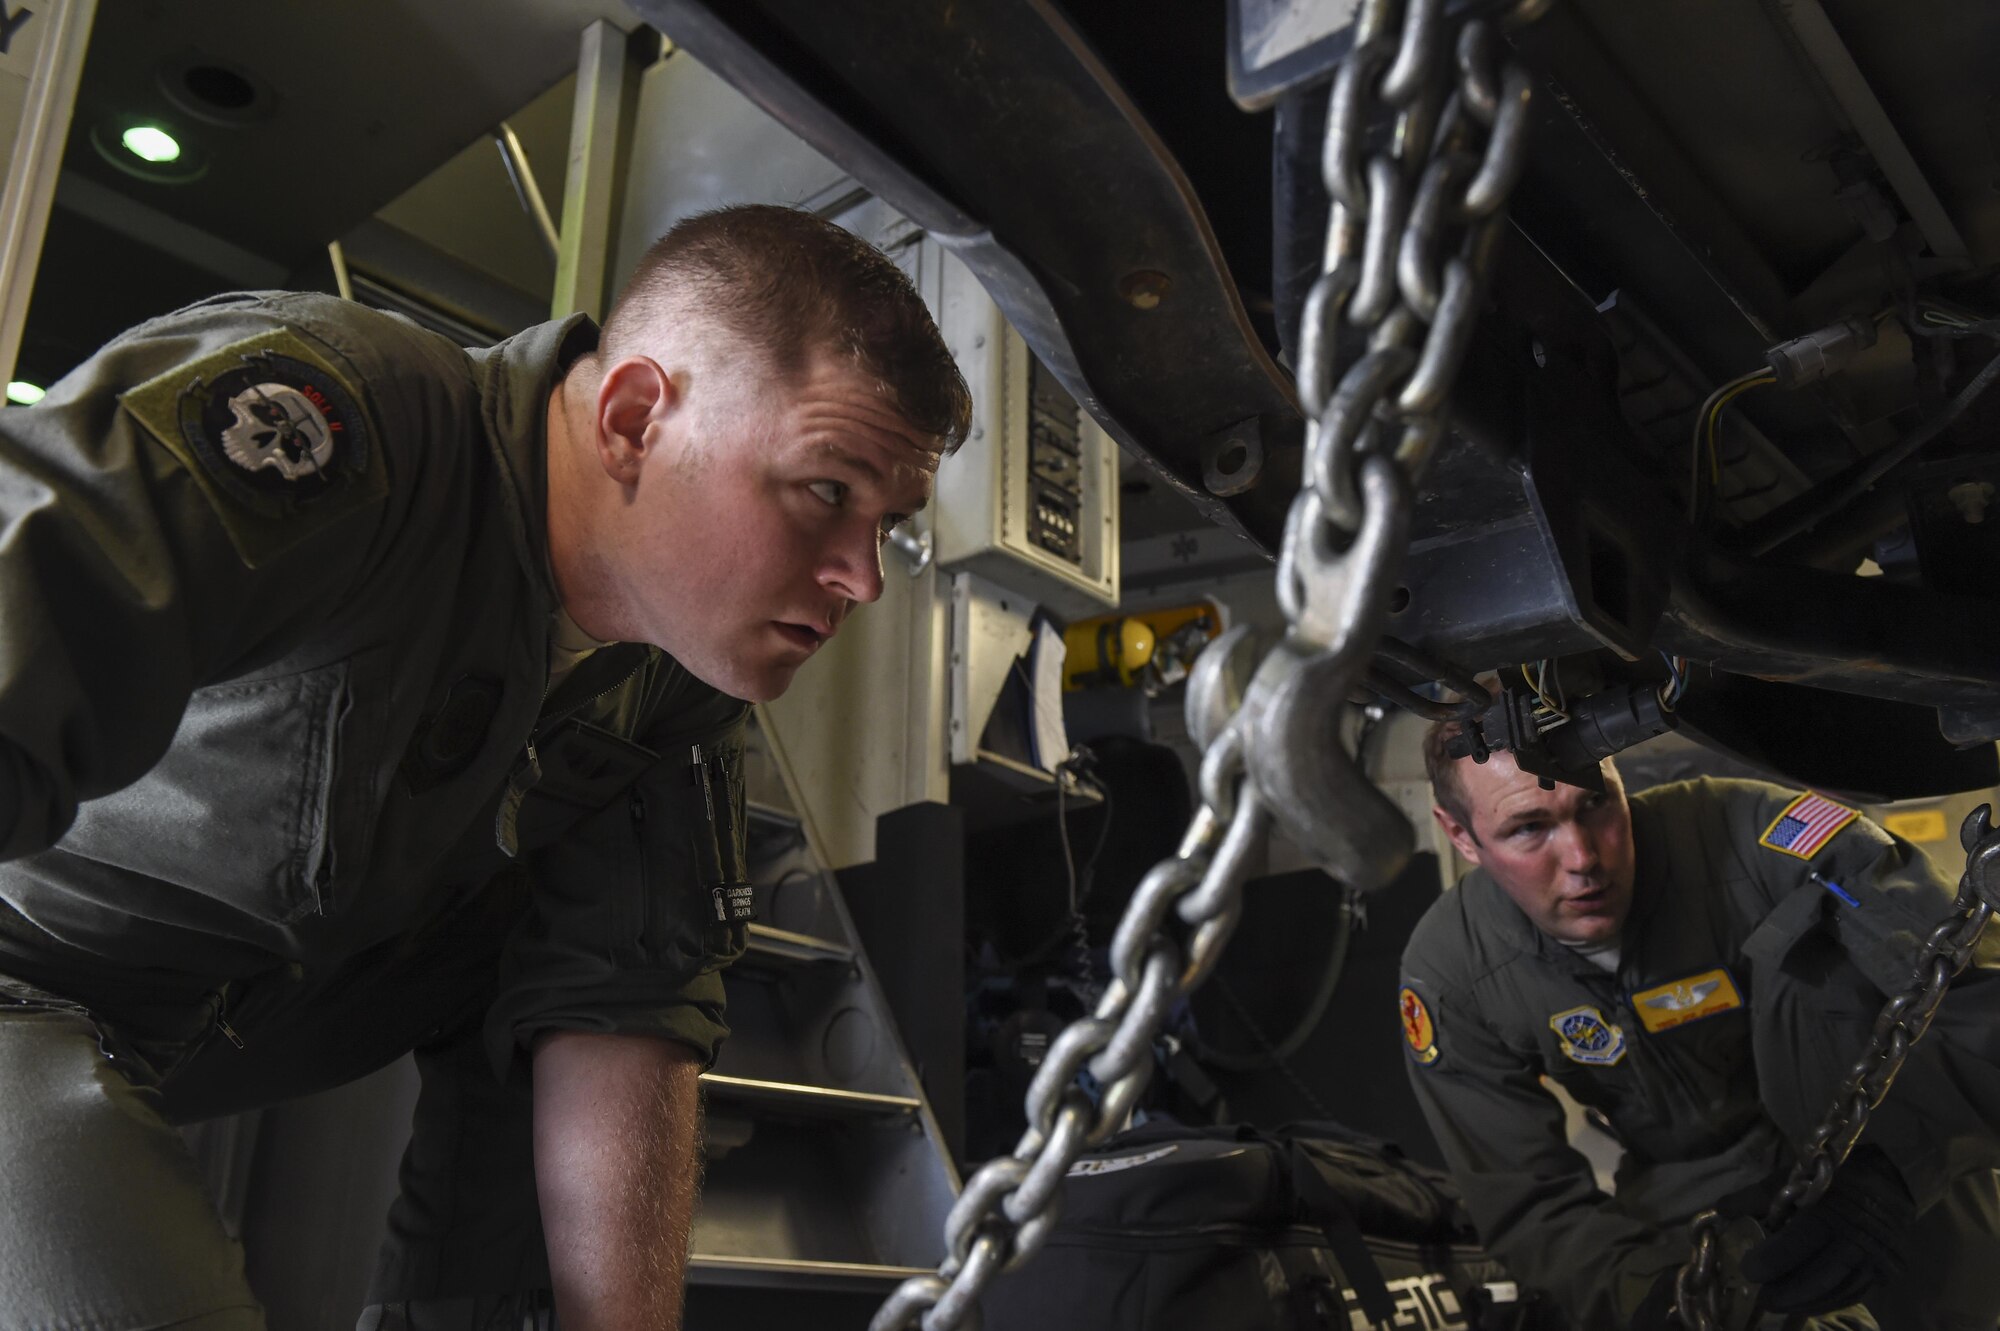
1631,968,1743,1034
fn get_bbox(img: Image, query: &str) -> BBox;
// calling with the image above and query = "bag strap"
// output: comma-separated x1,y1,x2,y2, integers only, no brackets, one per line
1288,1142,1397,1327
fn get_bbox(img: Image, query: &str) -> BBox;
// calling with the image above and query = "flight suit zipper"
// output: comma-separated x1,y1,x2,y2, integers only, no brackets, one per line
631,785,650,901
213,988,246,1051
1613,952,1710,1120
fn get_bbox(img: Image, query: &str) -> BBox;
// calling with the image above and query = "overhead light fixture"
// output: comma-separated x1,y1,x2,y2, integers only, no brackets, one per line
6,381,45,405
120,125,181,163
90,120,206,184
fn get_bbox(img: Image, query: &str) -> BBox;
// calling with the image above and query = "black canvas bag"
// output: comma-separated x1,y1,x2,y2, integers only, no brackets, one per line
978,1121,1564,1331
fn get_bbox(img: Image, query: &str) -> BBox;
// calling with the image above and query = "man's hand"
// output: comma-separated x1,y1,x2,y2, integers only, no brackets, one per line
533,1030,704,1331
1741,1145,1915,1315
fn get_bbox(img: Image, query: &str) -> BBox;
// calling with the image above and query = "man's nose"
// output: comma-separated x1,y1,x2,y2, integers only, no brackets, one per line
818,527,885,607
1556,820,1599,870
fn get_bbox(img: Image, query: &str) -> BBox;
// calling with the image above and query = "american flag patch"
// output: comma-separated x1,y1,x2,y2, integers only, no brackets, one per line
1758,792,1860,860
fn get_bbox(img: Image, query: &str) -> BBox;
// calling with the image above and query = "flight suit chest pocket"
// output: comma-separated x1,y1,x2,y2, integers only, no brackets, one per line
511,719,657,854
523,728,751,977
58,654,383,923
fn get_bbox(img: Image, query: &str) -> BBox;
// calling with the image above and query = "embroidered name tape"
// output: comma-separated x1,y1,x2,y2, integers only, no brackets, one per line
1759,791,1859,860
1631,968,1743,1034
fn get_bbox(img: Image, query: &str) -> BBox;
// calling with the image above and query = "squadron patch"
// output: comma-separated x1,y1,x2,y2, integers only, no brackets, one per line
1400,986,1440,1066
1549,1004,1627,1066
1631,968,1743,1035
1758,792,1859,861
119,327,383,568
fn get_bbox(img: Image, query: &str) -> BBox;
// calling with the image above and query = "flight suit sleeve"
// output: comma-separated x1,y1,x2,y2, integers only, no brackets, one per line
485,685,753,1076
1731,782,2000,1213
0,292,435,860
1401,974,1690,1325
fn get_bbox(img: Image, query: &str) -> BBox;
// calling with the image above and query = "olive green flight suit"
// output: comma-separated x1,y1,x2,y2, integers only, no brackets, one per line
0,292,752,1328
1400,777,2000,1329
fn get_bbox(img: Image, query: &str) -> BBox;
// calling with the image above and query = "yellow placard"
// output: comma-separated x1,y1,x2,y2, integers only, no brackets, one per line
1631,968,1744,1035
1882,808,1949,843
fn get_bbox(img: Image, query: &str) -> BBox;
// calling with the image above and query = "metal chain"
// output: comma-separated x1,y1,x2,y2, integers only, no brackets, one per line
871,3,1543,1327
1672,805,2000,1330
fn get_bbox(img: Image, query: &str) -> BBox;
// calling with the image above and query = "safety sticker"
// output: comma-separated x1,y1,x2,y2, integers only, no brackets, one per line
1631,967,1743,1035
119,327,383,569
1881,808,1949,844
1400,986,1440,1066
1549,1004,1627,1066
1758,791,1859,861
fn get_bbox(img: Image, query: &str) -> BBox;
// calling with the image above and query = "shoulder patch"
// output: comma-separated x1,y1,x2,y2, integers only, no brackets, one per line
1758,791,1860,860
1399,986,1440,1066
1631,967,1743,1034
1549,1004,1627,1066
119,326,384,568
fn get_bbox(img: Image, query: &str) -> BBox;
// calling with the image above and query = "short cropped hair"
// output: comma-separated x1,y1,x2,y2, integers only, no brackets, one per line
1424,693,1622,844
603,204,972,451
1423,717,1475,835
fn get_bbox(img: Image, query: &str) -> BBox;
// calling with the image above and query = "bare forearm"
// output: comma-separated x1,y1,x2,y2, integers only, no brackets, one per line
533,1031,704,1331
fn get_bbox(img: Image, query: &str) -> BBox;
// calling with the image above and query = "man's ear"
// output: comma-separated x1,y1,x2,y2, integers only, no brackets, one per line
1432,804,1483,867
593,355,674,486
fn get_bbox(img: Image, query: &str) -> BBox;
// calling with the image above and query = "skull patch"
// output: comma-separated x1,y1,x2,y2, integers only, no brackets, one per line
121,326,383,568
219,382,336,480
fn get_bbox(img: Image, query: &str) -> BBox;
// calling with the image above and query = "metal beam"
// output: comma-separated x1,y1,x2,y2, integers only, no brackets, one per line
54,169,290,288
553,20,647,321
0,0,96,385
1772,0,1969,265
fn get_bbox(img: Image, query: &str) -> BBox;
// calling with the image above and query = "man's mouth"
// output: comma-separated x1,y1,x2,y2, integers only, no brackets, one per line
1565,884,1613,912
772,622,827,652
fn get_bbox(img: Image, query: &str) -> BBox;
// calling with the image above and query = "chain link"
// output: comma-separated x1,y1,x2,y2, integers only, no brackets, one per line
870,4,1542,1326
1672,805,2000,1329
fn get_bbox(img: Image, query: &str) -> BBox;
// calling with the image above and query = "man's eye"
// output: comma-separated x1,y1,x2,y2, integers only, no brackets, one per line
1511,822,1544,839
808,480,848,507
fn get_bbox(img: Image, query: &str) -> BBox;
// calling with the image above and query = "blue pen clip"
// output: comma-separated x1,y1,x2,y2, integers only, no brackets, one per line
1810,870,1860,907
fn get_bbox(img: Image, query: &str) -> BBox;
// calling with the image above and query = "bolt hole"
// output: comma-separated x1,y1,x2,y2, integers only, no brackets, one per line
1388,585,1411,613
1118,270,1172,310
183,65,256,111
1216,442,1248,476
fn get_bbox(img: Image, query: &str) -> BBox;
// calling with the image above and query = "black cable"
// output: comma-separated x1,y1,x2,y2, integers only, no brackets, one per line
1053,756,1091,982
1212,973,1336,1121
1007,748,1114,980
1191,893,1354,1073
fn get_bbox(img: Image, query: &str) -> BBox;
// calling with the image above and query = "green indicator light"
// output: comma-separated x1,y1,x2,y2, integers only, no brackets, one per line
6,381,43,405
121,125,181,164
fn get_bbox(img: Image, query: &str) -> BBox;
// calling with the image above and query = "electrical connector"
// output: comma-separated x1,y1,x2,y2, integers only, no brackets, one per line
1765,316,1878,390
